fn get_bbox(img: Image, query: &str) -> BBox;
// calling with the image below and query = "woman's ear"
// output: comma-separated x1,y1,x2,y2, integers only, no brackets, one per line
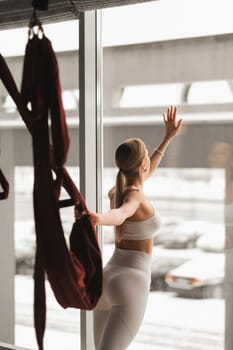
141,161,148,172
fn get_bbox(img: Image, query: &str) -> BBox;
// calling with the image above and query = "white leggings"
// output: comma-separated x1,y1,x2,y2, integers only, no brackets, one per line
94,248,152,350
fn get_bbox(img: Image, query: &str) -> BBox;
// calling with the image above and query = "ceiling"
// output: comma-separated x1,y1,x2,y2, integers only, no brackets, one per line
0,0,157,29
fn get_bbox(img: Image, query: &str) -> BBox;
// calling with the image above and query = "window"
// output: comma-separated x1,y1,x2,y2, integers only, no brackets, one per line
187,80,233,104
120,84,183,108
1,2,233,349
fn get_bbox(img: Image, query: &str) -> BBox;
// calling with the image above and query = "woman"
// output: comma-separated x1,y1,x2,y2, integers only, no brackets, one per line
76,106,182,350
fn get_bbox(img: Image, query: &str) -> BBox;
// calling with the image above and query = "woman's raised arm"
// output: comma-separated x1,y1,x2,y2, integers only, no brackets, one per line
145,106,183,179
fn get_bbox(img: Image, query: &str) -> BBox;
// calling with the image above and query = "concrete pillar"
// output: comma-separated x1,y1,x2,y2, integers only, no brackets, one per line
0,129,15,343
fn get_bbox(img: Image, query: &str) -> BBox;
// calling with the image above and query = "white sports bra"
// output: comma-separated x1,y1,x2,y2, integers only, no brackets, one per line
121,211,161,241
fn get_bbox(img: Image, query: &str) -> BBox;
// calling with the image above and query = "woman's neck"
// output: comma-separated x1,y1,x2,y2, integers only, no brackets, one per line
126,179,143,189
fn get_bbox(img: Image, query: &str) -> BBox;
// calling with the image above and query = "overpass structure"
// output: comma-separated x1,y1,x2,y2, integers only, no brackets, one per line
1,33,233,167
2,32,233,110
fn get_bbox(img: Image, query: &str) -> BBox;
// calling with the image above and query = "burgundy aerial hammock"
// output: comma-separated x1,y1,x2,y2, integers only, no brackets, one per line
0,133,9,200
0,23,103,350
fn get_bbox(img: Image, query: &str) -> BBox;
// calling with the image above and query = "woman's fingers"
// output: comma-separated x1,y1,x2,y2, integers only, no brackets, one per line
176,118,183,130
164,106,177,121
163,106,183,138
74,207,89,221
163,106,176,122
167,107,171,119
169,106,176,120
171,106,176,119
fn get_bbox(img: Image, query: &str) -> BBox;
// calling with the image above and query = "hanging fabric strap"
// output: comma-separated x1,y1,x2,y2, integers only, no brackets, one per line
0,82,10,200
0,168,9,200
0,30,102,350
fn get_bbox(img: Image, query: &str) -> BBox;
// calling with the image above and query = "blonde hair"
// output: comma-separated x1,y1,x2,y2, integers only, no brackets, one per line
114,138,146,208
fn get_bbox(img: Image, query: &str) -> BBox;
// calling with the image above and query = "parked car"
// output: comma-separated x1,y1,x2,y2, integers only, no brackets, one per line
15,221,35,275
154,220,212,249
150,246,198,291
15,219,75,275
165,252,225,298
150,255,190,291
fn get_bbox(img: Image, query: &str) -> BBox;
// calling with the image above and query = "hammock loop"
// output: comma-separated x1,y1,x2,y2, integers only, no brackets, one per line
28,8,44,40
28,25,44,40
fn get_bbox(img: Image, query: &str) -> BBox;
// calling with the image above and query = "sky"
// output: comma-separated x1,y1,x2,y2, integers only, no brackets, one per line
1,0,233,56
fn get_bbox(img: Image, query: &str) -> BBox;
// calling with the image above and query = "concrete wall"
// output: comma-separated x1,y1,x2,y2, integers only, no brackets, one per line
10,123,233,169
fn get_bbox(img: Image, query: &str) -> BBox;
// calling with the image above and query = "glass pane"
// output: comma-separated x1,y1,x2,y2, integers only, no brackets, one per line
102,0,233,46
120,84,183,107
101,2,232,350
0,20,80,350
0,20,79,56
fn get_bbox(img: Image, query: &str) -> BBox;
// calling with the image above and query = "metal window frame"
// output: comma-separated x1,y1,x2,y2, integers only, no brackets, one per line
0,341,30,350
79,10,103,350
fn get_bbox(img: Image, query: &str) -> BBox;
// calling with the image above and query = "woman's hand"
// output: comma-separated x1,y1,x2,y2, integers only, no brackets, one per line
163,106,183,140
88,211,100,226
74,207,99,225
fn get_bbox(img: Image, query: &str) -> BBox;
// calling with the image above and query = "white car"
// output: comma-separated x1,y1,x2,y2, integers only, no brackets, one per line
15,221,36,275
154,219,211,249
165,252,225,298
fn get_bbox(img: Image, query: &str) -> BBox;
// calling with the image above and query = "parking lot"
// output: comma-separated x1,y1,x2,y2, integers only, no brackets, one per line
14,166,226,349
15,219,226,299
15,276,224,350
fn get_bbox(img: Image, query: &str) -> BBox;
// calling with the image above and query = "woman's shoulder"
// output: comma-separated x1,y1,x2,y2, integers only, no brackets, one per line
108,185,143,209
108,185,141,197
123,186,145,205
123,185,142,198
